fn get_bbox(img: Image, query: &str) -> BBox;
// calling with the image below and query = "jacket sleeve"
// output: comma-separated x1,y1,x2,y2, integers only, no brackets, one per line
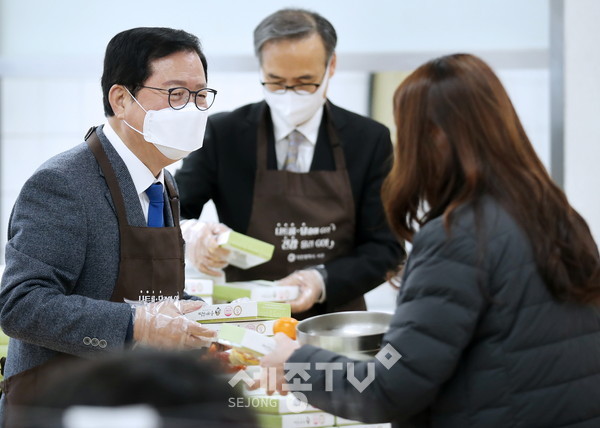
324,126,405,308
175,117,219,220
287,221,485,423
0,167,132,357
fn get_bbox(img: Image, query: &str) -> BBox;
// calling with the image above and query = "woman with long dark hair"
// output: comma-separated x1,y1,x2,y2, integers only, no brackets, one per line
260,53,600,427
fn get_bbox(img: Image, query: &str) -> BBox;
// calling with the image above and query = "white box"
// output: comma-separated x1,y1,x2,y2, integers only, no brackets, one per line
217,324,276,356
257,411,335,428
202,319,276,335
345,424,391,428
184,278,214,296
213,280,298,302
185,301,290,323
217,230,274,269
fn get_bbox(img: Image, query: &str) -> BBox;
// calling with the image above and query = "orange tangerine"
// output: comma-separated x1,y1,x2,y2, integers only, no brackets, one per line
273,317,299,340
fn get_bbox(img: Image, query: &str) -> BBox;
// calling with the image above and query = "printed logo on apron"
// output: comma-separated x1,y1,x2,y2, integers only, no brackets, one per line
276,221,337,263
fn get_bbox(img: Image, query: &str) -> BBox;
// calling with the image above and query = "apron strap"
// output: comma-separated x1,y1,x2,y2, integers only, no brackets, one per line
85,127,129,225
256,102,347,171
164,174,181,227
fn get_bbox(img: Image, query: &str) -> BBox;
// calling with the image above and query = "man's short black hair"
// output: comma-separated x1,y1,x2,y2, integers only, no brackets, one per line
101,27,207,117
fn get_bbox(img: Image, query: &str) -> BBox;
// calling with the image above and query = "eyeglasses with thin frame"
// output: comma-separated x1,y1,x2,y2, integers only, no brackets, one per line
137,86,217,110
261,81,320,95
260,68,328,95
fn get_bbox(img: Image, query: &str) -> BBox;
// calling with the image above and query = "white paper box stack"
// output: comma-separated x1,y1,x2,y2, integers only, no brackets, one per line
217,324,276,357
257,411,335,428
202,319,277,335
185,301,290,324
334,415,392,427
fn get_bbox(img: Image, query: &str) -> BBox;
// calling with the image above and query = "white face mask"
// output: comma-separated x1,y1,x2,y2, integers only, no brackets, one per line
123,89,208,160
262,65,330,127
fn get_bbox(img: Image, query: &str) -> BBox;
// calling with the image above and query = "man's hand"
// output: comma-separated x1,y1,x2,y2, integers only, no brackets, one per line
181,220,231,277
277,269,325,313
133,299,216,349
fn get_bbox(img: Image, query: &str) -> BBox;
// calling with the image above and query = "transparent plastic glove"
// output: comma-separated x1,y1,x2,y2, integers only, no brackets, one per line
259,333,301,395
133,299,216,349
277,269,325,313
181,220,231,277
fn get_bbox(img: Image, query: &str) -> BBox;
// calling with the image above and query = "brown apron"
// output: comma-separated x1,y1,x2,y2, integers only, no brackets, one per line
1,127,185,411
225,105,366,319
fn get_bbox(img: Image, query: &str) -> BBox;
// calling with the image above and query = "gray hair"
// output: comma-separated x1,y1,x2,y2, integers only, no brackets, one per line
253,8,337,63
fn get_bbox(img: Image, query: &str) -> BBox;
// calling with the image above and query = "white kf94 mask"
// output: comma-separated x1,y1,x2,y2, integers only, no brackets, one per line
262,65,331,127
123,88,208,160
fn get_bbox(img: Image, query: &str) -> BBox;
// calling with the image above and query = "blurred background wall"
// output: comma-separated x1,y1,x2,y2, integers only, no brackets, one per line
0,0,597,269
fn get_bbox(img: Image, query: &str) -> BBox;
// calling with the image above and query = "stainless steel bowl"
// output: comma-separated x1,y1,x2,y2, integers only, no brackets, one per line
296,311,393,360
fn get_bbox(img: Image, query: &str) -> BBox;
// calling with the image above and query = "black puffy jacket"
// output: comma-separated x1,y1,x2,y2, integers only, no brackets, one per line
289,197,600,427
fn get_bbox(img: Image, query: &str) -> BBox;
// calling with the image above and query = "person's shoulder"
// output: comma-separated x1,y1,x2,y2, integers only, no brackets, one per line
453,197,522,239
36,142,95,177
328,102,389,133
15,142,96,210
414,196,528,260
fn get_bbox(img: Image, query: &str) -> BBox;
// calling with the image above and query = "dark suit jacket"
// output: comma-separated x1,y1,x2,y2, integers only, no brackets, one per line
288,197,600,427
175,101,405,309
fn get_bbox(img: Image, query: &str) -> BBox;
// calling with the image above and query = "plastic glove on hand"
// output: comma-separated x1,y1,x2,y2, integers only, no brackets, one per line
133,299,216,349
277,269,324,314
259,332,301,395
181,220,231,277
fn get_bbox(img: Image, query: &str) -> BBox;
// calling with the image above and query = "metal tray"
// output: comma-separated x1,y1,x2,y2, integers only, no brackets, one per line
296,311,393,359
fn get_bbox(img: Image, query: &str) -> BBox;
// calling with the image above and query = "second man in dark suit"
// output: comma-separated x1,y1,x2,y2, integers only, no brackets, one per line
175,9,405,317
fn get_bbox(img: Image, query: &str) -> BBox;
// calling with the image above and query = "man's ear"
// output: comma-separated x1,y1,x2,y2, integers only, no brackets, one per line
328,52,337,78
109,84,130,119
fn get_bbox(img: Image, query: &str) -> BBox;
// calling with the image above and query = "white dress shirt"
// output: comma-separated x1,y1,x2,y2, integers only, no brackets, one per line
102,123,165,224
272,106,324,172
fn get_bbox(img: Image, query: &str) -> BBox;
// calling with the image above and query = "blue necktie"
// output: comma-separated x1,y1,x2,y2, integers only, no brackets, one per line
145,182,164,227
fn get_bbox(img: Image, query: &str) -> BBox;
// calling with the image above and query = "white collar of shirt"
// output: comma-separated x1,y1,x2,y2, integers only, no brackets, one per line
271,105,324,145
103,122,165,194
102,122,165,223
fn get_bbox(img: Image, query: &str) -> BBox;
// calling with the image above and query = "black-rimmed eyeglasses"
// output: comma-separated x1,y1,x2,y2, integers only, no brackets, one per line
260,82,320,95
138,86,217,110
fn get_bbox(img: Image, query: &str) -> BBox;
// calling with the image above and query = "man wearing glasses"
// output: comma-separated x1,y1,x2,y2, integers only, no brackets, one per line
0,27,216,421
176,9,405,318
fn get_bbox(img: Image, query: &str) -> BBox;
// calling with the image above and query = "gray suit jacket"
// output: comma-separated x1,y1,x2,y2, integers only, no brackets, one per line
0,126,178,411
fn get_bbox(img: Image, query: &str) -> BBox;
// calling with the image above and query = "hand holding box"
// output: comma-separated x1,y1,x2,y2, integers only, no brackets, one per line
217,230,275,269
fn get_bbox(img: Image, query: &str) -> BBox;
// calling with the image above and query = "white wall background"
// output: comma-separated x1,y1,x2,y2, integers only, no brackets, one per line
0,0,565,310
1,0,548,59
564,0,600,243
